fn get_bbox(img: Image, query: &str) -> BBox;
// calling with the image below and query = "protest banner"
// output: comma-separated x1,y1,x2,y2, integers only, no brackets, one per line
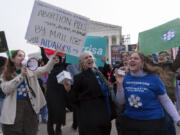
44,48,63,56
66,36,107,67
25,0,90,56
0,31,8,53
111,45,126,66
128,44,137,52
139,18,180,55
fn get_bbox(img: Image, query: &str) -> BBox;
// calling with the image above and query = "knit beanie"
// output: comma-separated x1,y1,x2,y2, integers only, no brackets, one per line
6,50,16,58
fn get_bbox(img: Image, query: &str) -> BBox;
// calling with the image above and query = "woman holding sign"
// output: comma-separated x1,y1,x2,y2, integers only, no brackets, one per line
63,51,116,135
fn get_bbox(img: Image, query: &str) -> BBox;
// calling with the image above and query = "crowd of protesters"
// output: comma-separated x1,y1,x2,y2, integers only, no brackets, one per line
0,46,180,135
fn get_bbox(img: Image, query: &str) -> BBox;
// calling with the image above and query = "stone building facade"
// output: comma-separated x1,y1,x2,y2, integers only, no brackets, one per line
87,20,122,64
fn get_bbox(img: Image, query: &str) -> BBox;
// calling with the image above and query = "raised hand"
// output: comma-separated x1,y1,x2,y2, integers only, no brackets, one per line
115,67,125,90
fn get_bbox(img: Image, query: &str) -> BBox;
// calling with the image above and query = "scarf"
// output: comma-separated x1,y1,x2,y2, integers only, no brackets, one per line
92,67,113,90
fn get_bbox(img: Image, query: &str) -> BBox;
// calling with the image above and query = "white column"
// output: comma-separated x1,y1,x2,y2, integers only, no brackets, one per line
116,35,120,45
108,36,112,64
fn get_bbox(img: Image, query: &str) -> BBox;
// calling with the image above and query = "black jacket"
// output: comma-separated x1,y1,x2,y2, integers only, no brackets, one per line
40,47,68,124
68,68,116,132
46,62,68,124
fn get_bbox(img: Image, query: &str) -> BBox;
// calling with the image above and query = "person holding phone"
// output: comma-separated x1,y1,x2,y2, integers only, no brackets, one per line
115,52,180,135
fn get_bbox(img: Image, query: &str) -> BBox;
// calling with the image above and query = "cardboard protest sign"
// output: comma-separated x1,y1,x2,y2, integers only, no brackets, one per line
25,0,90,56
128,44,137,52
139,18,180,55
111,45,126,66
66,36,107,67
0,31,8,53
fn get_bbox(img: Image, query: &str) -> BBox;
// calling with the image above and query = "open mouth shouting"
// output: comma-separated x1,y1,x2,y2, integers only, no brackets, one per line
129,53,144,73
82,52,94,69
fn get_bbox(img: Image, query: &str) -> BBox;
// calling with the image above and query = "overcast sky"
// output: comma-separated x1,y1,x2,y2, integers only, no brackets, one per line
0,0,180,56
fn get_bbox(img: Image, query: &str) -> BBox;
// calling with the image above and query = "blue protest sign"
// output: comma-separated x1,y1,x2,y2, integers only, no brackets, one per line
66,36,107,67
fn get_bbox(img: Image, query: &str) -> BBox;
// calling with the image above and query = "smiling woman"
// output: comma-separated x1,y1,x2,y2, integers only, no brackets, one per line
63,51,116,135
128,52,144,73
115,52,180,135
78,51,95,72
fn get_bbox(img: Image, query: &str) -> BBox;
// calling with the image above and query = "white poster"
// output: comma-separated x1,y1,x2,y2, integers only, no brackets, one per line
25,0,90,56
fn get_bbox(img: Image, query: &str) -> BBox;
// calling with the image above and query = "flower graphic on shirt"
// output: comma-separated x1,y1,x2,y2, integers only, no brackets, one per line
128,94,142,108
18,85,27,96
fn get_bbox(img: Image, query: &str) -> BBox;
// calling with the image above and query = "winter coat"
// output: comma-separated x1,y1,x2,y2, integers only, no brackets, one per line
0,57,55,124
68,68,115,133
46,62,68,124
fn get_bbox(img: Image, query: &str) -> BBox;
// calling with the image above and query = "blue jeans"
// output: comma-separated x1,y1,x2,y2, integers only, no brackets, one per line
37,105,48,123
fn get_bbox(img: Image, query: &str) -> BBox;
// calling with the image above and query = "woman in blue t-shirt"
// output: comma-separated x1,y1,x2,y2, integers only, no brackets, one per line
115,52,180,135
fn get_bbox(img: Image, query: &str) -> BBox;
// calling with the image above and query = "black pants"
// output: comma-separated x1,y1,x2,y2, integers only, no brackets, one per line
164,109,176,135
2,99,38,135
122,115,165,135
79,121,111,135
116,114,124,135
47,113,62,135
72,107,78,130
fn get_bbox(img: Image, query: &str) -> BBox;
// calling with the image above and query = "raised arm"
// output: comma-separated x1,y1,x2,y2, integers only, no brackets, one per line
40,47,49,65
